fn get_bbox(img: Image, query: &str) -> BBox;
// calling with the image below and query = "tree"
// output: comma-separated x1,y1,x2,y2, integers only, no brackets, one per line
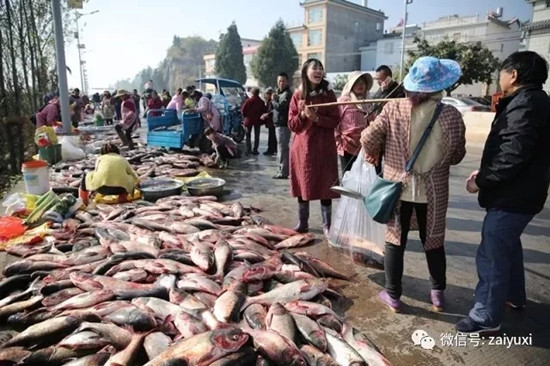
215,22,247,84
332,74,348,91
407,38,500,95
250,20,299,88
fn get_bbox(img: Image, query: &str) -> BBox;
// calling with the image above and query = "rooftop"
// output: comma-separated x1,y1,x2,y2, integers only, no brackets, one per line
522,19,550,31
301,0,386,19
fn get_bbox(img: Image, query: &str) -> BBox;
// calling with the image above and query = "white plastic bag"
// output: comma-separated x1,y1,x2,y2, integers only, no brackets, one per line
59,136,86,161
329,149,386,265
2,193,27,216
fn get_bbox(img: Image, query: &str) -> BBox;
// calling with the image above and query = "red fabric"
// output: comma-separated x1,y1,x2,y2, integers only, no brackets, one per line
241,95,266,128
148,98,163,117
335,95,368,156
288,90,340,201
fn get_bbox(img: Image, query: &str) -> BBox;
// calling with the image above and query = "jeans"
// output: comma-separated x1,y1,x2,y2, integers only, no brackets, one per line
384,201,446,299
276,126,291,177
339,152,358,174
469,209,534,327
246,124,260,153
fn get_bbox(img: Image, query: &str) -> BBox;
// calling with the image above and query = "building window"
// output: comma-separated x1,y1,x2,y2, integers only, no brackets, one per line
290,33,303,49
307,52,322,62
384,42,394,55
308,6,323,24
308,30,322,46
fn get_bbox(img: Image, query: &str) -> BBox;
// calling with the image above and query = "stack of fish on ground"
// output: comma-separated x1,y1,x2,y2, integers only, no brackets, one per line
50,148,217,191
0,195,391,365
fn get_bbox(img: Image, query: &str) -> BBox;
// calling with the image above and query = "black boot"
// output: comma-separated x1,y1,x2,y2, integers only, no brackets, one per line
321,204,332,238
294,202,309,233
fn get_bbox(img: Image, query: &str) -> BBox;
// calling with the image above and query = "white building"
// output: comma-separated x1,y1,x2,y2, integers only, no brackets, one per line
523,0,550,92
367,9,521,96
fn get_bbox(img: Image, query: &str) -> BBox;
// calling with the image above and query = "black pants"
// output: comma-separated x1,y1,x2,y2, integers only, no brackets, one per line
81,173,127,195
384,201,446,299
339,152,358,174
246,124,260,153
298,196,331,207
266,126,277,154
216,145,233,162
115,124,134,150
105,118,113,125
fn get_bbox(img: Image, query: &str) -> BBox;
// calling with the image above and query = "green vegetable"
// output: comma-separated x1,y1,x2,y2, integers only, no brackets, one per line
26,190,60,224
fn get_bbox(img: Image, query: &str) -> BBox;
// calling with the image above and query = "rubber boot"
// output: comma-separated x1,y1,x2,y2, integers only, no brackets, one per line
294,202,309,233
321,204,332,238
78,188,89,206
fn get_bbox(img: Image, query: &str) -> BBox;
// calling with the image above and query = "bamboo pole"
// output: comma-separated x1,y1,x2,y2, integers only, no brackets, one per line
308,98,407,108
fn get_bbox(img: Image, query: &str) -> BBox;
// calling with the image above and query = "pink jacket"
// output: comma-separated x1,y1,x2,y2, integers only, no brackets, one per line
196,97,222,132
167,94,183,111
120,97,137,131
335,94,368,156
36,100,60,127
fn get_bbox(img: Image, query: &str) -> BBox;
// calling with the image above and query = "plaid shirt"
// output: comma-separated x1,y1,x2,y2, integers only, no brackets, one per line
361,99,466,250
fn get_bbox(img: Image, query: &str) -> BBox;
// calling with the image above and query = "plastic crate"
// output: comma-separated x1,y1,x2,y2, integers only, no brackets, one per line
147,130,183,149
38,144,62,165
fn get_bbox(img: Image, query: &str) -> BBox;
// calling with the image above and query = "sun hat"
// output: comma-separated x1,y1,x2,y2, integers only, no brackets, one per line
403,56,462,93
114,89,129,98
341,71,374,96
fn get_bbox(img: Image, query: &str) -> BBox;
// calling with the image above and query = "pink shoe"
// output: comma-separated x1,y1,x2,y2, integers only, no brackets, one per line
430,290,445,312
379,290,401,312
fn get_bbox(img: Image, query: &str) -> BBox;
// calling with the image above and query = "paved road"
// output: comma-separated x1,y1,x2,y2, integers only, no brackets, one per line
1,128,548,365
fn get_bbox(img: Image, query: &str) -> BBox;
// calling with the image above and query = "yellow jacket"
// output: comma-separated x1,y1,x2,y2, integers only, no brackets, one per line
85,153,138,193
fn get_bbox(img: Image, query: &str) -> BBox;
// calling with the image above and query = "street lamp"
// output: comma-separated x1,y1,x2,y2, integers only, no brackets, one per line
75,10,99,94
399,0,413,82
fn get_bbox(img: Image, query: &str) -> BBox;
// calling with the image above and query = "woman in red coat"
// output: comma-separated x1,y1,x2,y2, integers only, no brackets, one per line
288,58,340,237
241,88,266,155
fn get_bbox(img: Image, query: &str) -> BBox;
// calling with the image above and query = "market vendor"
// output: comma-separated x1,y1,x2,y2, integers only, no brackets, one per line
35,97,61,127
114,89,139,150
79,143,139,205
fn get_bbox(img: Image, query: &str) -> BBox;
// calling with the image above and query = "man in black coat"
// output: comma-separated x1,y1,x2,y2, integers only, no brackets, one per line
456,51,550,334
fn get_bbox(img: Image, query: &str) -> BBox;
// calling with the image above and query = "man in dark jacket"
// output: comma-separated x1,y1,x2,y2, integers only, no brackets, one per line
456,51,550,334
372,65,405,100
272,72,293,179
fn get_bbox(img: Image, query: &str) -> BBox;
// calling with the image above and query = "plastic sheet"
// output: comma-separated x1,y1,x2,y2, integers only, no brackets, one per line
329,149,386,266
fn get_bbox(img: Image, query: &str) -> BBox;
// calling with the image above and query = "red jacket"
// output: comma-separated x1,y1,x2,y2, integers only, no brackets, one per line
241,95,266,128
148,97,164,117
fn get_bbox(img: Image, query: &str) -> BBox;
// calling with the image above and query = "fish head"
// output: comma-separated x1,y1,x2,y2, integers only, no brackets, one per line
288,350,308,366
211,327,250,352
242,266,269,282
312,330,328,352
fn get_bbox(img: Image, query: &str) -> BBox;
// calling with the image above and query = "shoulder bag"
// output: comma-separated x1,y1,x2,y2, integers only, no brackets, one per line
364,103,443,224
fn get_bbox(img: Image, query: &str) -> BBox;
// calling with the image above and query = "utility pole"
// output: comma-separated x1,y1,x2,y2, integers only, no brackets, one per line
51,0,71,133
399,0,412,82
75,10,99,94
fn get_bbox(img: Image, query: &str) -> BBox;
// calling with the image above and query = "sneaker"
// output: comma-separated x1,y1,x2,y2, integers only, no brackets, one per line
263,151,272,156
252,150,260,156
430,290,445,312
505,301,525,311
455,317,500,335
379,290,401,312
272,174,288,179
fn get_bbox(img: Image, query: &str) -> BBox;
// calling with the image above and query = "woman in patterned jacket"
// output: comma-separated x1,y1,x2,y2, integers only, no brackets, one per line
361,56,466,313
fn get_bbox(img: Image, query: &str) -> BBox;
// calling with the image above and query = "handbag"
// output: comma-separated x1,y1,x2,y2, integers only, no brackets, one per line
364,103,443,224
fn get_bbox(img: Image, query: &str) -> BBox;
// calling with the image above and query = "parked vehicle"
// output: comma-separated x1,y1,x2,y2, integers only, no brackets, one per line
196,78,247,143
467,96,491,106
441,97,491,115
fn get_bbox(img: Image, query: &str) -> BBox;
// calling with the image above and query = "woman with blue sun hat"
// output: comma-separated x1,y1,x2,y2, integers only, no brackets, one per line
360,56,467,313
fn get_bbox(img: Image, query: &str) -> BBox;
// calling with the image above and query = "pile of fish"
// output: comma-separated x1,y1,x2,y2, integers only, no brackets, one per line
49,148,218,191
0,195,391,365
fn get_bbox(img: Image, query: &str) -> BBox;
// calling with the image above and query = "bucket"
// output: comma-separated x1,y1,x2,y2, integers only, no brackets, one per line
38,144,62,165
22,160,50,195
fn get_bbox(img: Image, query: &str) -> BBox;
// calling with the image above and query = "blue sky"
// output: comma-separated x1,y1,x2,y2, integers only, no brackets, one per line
68,0,532,92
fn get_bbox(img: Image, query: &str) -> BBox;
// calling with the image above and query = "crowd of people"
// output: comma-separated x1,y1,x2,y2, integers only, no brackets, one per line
32,51,550,337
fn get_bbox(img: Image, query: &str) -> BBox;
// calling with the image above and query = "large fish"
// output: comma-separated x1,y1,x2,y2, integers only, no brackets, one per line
291,312,327,351
42,287,85,307
243,303,267,330
77,321,132,350
266,302,296,342
209,346,257,366
284,301,344,322
300,345,340,366
190,242,214,271
131,297,181,320
144,327,249,366
58,330,110,350
144,332,172,361
173,311,209,339
0,295,44,319
2,314,97,348
103,305,157,331
214,239,232,279
213,281,247,323
104,332,146,366
295,252,351,280
246,329,306,366
177,276,222,296
240,279,328,310
52,290,115,311
69,272,155,297
3,260,68,276
61,352,111,366
341,323,392,366
323,327,366,366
